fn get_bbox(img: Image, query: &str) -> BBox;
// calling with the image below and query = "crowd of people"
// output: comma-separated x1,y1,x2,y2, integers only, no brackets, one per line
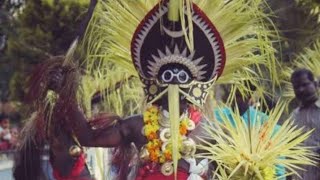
0,104,20,152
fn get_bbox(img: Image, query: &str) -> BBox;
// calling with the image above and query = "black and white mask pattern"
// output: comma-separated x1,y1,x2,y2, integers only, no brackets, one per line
131,0,226,105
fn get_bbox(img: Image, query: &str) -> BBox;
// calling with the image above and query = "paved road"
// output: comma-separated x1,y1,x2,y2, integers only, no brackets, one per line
0,168,13,180
0,160,13,180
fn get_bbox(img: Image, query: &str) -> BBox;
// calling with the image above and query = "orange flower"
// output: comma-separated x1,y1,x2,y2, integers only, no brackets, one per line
164,150,172,160
147,132,158,140
150,150,160,162
180,124,188,136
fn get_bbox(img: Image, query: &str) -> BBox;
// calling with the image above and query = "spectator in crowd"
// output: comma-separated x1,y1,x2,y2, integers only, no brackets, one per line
215,83,268,124
1,100,22,126
290,68,320,179
9,126,19,148
0,114,11,150
0,101,3,114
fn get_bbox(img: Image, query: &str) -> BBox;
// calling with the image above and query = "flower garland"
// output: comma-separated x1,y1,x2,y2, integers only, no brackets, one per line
143,105,194,164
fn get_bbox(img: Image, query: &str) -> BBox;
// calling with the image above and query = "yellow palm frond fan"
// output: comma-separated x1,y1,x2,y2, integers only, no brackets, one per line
197,102,317,179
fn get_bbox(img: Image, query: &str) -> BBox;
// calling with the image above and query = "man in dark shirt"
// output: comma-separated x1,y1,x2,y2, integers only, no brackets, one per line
291,68,320,179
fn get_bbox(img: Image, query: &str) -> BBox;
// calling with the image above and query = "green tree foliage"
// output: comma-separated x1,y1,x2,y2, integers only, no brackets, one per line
0,0,89,101
0,0,23,99
268,0,320,62
5,0,89,63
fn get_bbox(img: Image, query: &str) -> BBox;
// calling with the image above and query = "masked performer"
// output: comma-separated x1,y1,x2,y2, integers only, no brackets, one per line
12,0,99,180
38,1,227,179
14,0,281,180
57,0,285,179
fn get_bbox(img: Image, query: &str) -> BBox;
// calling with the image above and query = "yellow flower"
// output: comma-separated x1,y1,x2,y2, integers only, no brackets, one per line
144,125,159,140
159,154,166,163
142,105,188,164
150,121,160,127
152,139,161,147
146,139,161,151
144,124,157,133
181,118,189,125
143,111,159,123
148,106,159,115
146,141,155,150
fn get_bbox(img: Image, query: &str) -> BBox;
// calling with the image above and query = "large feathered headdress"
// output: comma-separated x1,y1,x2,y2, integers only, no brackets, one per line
83,0,278,106
82,0,279,178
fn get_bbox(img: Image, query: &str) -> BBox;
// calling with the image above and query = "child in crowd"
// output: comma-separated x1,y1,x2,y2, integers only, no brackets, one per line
0,114,11,150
